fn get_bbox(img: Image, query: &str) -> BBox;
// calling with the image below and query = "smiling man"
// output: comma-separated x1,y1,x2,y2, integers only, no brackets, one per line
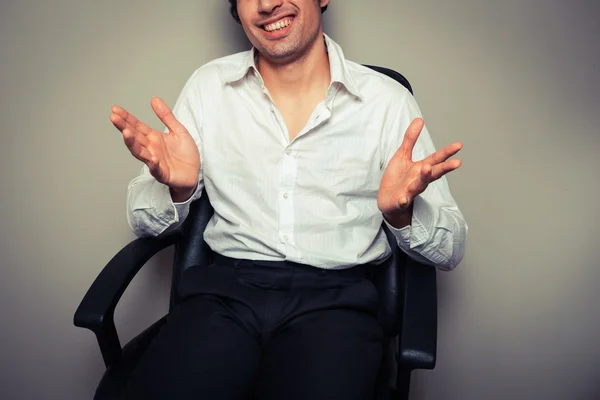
111,1,467,399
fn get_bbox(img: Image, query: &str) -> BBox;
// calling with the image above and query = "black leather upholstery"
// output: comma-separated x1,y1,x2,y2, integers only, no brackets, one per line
169,191,215,309
74,65,438,400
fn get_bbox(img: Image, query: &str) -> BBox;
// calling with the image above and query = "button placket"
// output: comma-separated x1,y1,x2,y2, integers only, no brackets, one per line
278,145,298,256
305,103,332,134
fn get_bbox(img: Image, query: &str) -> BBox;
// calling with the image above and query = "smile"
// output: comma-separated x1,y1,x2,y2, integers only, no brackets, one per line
263,18,293,32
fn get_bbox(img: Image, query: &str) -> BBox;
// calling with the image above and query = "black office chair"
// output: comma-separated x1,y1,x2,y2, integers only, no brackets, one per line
74,66,437,400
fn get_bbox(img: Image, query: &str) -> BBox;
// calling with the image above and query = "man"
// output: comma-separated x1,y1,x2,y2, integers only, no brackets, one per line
110,1,467,399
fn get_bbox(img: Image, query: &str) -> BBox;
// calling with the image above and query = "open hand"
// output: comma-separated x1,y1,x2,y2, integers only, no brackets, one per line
378,118,462,216
110,97,200,198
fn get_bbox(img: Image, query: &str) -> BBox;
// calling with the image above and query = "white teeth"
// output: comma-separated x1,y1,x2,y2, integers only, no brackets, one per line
264,19,291,32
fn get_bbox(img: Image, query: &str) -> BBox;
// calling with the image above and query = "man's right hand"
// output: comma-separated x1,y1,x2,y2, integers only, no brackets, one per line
110,97,201,202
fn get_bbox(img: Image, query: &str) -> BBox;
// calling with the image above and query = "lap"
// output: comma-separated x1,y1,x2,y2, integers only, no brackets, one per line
124,294,261,400
255,307,384,400
125,258,384,400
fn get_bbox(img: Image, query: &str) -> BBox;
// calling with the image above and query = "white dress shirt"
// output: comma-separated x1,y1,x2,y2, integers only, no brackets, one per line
126,34,467,270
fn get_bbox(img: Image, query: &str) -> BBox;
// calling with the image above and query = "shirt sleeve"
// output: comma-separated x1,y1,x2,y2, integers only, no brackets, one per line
126,70,205,237
382,91,468,271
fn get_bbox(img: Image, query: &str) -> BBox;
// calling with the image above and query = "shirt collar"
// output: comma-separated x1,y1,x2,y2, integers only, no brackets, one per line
224,47,260,84
224,34,364,100
323,34,363,100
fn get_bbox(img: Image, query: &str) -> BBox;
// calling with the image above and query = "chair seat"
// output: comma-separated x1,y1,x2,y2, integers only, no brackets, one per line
94,317,167,399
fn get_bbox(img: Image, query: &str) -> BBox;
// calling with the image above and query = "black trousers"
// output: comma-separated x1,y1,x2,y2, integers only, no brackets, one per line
124,253,384,400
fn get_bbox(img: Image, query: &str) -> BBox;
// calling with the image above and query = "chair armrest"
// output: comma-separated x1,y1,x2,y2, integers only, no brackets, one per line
397,257,437,370
73,233,181,367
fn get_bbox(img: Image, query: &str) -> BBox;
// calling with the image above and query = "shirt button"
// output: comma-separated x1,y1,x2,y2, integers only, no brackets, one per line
283,235,289,242
285,148,292,155
283,193,289,199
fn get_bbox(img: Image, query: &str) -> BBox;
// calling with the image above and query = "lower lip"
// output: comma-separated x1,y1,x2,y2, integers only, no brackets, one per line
262,19,294,40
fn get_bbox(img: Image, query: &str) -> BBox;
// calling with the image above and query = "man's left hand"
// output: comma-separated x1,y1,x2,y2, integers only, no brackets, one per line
377,118,463,224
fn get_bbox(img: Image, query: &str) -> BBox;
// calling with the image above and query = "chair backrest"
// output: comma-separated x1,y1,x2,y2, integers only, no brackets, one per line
169,66,415,332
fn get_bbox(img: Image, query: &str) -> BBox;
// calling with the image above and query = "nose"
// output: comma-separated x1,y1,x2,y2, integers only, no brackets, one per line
258,0,283,15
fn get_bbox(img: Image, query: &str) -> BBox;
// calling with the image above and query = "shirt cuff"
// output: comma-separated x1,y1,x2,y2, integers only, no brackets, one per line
172,183,202,220
148,181,179,225
384,195,436,249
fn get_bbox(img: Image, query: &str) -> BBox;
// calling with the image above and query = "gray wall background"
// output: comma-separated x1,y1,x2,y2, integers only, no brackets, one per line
1,0,599,399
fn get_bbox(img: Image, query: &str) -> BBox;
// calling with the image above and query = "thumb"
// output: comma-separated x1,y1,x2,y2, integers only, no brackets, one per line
150,97,185,135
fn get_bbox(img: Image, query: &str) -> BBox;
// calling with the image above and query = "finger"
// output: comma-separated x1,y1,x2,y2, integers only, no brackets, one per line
122,128,150,148
430,159,462,181
147,158,167,183
398,118,425,158
110,112,130,133
423,142,463,165
403,164,431,198
111,105,139,129
150,97,186,135
420,163,433,183
123,129,152,162
396,194,412,210
406,179,424,198
111,106,153,136
126,139,153,164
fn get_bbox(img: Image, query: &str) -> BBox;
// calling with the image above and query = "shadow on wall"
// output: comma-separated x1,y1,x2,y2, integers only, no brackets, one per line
322,5,337,39
218,5,252,53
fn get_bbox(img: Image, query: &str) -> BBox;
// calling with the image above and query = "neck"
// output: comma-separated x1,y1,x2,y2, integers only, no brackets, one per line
257,35,331,97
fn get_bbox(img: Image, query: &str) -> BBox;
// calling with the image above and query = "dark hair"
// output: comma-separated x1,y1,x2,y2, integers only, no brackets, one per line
227,1,328,23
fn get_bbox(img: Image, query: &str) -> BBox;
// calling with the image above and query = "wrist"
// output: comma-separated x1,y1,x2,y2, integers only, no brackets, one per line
170,186,196,203
383,204,413,229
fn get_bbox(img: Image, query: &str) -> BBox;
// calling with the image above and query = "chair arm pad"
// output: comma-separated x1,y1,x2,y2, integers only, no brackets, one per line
398,258,438,370
73,233,180,366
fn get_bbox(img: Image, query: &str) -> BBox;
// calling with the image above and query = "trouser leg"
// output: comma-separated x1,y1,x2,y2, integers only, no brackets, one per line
124,294,261,400
257,307,383,400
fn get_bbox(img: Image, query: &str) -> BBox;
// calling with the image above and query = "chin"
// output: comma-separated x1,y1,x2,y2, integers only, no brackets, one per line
262,45,299,61
252,36,298,60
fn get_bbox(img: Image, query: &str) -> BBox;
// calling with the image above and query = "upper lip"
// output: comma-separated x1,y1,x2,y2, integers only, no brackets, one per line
257,14,296,27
